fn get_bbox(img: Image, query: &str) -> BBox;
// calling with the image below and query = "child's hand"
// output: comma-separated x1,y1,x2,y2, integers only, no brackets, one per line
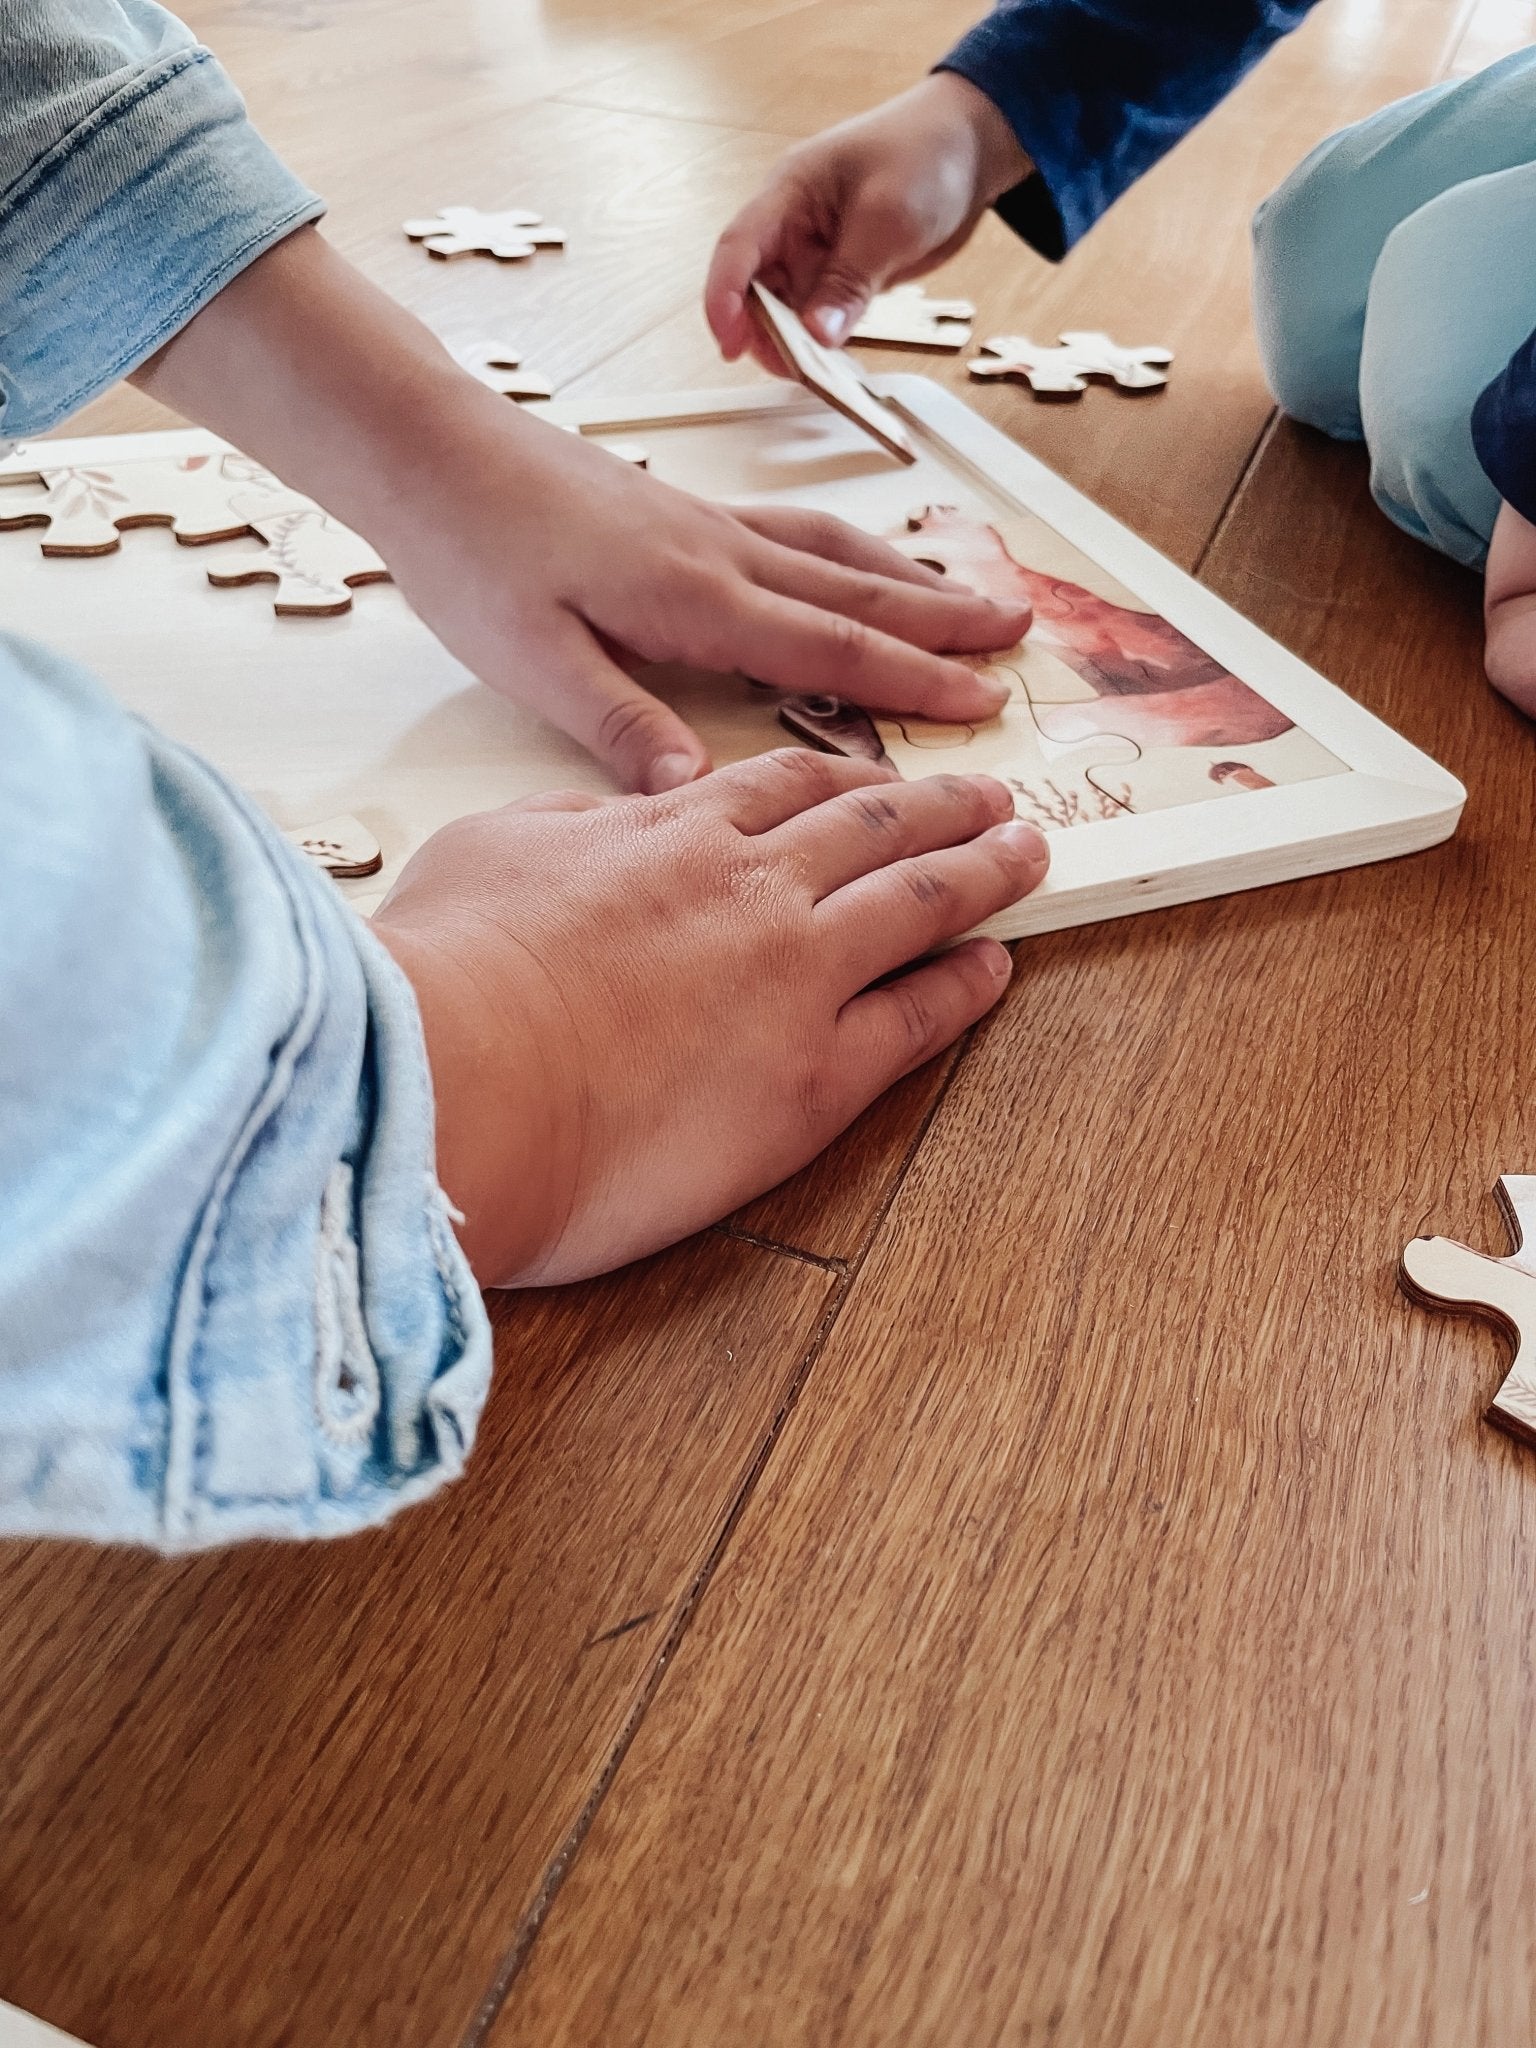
1483,500,1536,717
372,752,1048,1285
706,74,1032,370
135,227,1029,793
369,402,1030,793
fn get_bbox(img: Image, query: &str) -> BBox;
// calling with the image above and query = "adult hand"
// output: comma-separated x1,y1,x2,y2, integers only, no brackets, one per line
373,753,1049,1285
707,73,1032,371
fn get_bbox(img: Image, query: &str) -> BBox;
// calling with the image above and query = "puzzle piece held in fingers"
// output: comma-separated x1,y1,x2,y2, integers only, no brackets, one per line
403,206,565,261
969,331,1172,398
851,284,975,351
1401,1176,1536,1448
206,488,390,616
452,340,554,400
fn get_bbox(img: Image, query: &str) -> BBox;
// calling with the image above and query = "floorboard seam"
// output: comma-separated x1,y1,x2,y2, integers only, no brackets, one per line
1193,407,1280,580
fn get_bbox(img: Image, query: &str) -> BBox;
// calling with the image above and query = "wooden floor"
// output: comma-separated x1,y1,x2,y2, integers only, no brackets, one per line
6,1,1536,2042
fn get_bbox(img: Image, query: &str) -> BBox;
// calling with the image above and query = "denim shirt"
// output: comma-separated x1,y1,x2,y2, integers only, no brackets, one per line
1,2,492,1548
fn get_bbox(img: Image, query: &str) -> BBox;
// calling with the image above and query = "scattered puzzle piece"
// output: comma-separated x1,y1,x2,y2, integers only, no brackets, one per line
206,488,389,617
1401,1177,1536,1446
777,692,893,764
285,814,384,878
403,206,565,261
850,284,975,351
0,452,273,554
750,282,916,465
452,339,554,401
968,331,1172,398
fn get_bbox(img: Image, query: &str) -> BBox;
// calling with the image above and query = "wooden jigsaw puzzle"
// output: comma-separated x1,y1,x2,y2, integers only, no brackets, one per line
969,332,1173,397
403,206,565,261
0,385,1461,934
451,340,554,401
1401,1178,1536,1446
0,446,388,618
851,285,975,351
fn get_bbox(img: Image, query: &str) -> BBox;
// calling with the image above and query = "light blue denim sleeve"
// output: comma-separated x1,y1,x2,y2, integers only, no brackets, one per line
0,633,493,1549
0,0,324,437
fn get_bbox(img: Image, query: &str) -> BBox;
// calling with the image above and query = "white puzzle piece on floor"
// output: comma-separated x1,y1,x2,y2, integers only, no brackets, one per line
284,814,384,878
452,340,554,401
205,488,389,617
969,331,1173,397
403,206,565,261
0,450,274,553
1401,1177,1536,1448
851,284,975,351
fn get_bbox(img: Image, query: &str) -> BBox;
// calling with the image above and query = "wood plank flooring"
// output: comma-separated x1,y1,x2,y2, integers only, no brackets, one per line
5,0,1532,2044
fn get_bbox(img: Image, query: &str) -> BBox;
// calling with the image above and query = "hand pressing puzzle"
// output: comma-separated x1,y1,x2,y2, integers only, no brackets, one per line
403,206,565,261
851,285,975,351
969,331,1172,397
1401,1177,1536,1447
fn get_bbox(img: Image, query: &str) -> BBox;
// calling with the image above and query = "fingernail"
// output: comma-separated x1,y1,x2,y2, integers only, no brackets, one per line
815,304,850,345
996,819,1049,864
973,937,1012,979
647,752,702,793
975,667,1012,707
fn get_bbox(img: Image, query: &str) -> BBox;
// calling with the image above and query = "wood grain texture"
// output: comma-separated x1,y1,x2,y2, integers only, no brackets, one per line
492,427,1536,2048
0,1239,835,2048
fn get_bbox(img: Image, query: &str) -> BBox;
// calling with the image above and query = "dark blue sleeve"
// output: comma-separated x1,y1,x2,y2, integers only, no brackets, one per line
937,0,1317,258
1473,327,1536,527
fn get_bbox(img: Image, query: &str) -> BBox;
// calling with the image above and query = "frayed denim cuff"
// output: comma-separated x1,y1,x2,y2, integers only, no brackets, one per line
0,45,323,437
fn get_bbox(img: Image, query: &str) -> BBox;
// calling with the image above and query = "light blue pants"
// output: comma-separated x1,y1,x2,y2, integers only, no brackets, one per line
1252,47,1536,570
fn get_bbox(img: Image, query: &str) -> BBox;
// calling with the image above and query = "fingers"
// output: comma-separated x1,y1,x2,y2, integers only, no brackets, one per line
836,936,1014,1094
822,817,1049,990
706,193,788,365
731,504,951,589
751,538,1031,663
532,622,712,794
763,771,1014,896
689,746,898,833
708,586,1015,723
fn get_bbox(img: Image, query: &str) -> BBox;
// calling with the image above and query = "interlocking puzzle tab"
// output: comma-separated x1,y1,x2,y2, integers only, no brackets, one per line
451,339,554,400
403,206,566,261
851,285,975,352
206,488,389,617
1401,1176,1536,1446
969,331,1173,398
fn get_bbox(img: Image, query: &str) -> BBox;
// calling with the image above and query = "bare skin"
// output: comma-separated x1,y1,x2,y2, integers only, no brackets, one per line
136,227,1029,794
707,72,1032,370
128,229,1051,1282
1483,500,1536,716
373,754,1048,1285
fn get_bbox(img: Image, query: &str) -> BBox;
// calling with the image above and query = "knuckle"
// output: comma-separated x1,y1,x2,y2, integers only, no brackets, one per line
845,789,903,834
901,859,950,913
595,693,670,757
887,977,940,1059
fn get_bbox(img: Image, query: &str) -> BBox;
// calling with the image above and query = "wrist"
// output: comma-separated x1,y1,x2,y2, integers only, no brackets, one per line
924,70,1033,208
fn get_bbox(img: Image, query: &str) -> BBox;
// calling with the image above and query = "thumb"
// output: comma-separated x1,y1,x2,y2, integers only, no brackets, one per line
538,624,712,794
804,191,917,345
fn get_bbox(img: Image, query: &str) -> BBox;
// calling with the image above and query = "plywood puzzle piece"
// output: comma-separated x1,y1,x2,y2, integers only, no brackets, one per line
0,452,274,554
284,814,384,878
750,282,916,464
969,331,1172,397
452,339,554,400
205,488,389,616
777,692,893,764
1401,1177,1536,1446
403,206,565,261
851,284,975,351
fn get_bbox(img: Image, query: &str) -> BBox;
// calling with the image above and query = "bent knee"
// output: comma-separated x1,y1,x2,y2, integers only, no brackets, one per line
1252,140,1373,438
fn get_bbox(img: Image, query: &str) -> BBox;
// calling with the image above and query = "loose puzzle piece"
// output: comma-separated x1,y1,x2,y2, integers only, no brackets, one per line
452,339,554,401
205,488,389,616
403,206,565,261
777,692,893,764
284,814,384,879
969,331,1173,398
0,452,275,554
850,284,975,351
750,282,916,465
1400,1177,1536,1446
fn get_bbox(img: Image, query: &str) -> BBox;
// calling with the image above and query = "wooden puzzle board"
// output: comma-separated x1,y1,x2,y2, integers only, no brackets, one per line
0,380,1463,934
